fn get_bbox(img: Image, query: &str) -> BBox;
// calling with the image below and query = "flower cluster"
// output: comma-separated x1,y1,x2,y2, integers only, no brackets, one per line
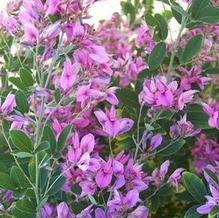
1,0,219,217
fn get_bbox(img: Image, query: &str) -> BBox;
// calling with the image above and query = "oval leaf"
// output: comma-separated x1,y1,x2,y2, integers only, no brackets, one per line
182,34,203,63
184,205,202,218
57,125,73,151
148,42,166,70
10,129,33,152
156,139,185,156
15,90,29,114
183,172,207,203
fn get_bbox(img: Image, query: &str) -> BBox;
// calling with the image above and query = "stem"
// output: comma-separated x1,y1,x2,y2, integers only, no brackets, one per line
167,10,188,79
134,105,143,160
109,137,113,156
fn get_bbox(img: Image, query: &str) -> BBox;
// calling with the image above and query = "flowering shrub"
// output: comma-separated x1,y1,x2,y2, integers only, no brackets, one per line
1,0,219,217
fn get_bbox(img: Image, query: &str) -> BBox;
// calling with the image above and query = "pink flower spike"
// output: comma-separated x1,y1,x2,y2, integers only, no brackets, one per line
168,168,185,192
56,202,70,218
150,133,162,150
1,93,16,114
60,59,79,91
178,90,198,110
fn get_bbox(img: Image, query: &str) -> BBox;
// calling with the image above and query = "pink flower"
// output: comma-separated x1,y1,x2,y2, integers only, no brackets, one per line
60,59,79,91
139,76,177,108
67,133,96,171
95,208,106,218
56,202,71,218
1,93,16,114
94,106,134,138
152,160,170,186
178,90,198,110
202,103,219,128
89,45,110,64
96,158,113,188
150,133,162,150
135,25,155,53
169,114,200,138
168,168,185,192
45,0,59,15
23,23,39,45
197,185,219,215
107,190,140,216
128,206,149,218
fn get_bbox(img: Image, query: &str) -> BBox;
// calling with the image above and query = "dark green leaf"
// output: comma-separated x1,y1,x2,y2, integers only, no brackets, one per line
57,125,72,151
154,14,168,40
10,166,30,188
190,0,210,18
0,172,15,190
117,88,139,108
71,183,82,195
19,68,35,87
198,6,219,24
182,34,203,63
148,42,166,70
187,104,210,129
15,90,29,113
9,77,26,91
35,141,50,153
10,129,33,152
156,139,185,156
41,125,56,154
205,68,219,74
184,205,202,218
183,172,207,203
47,175,66,196
145,14,157,26
54,88,61,103
121,1,136,24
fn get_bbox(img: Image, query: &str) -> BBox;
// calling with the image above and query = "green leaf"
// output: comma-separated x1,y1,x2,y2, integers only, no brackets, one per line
15,90,29,114
14,152,33,158
145,14,157,26
0,172,15,190
182,34,203,63
9,77,27,91
205,68,219,74
41,125,56,154
35,141,50,153
187,104,210,129
47,175,66,196
183,172,207,203
154,14,168,40
156,139,185,156
10,129,33,152
209,206,219,218
184,205,202,218
57,125,72,151
71,183,82,195
121,1,136,24
15,199,36,215
10,166,30,188
54,88,61,103
198,6,219,24
190,0,210,18
117,88,139,108
19,68,35,87
148,42,166,70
